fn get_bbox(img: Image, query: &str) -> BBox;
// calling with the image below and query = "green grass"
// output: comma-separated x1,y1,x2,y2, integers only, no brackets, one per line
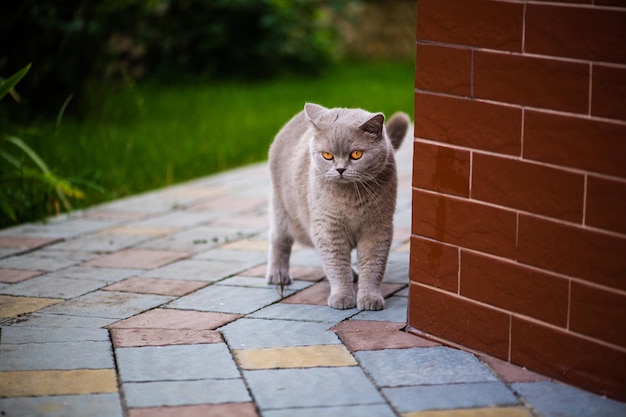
10,60,414,222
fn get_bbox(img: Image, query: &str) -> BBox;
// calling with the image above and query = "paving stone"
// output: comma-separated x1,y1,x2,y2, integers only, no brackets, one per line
193,249,268,267
123,379,250,408
141,259,250,281
350,295,408,322
0,369,118,397
187,195,266,213
289,248,323,267
234,345,357,370
212,213,269,230
131,211,218,228
383,382,519,413
5,313,115,328
0,341,114,370
243,367,385,410
137,226,257,253
331,320,439,351
221,318,341,349
45,232,150,253
480,355,550,383
219,239,269,252
0,275,105,299
0,253,81,272
85,249,190,270
116,343,239,382
111,328,223,347
83,209,151,221
169,285,284,315
249,303,357,323
108,308,241,330
103,277,208,296
512,381,626,417
39,291,173,319
395,286,409,297
399,407,538,417
46,266,143,283
239,265,326,282
127,402,259,417
0,269,43,283
280,281,404,307
0,236,58,251
0,393,123,417
0,218,117,239
262,405,397,417
384,252,410,283
355,347,497,387
1,326,109,343
217,276,312,292
0,295,62,318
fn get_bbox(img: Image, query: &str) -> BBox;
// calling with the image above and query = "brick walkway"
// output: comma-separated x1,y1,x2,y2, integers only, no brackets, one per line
1,140,625,417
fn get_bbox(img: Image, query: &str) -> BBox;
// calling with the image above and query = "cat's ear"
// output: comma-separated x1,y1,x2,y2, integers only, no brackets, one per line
359,113,385,137
304,103,327,125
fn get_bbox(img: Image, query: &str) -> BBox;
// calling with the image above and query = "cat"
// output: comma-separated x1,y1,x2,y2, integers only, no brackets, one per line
266,102,409,310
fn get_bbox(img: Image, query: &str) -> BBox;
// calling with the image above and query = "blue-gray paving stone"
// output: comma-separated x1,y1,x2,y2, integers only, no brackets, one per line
132,211,218,228
169,285,283,314
0,341,114,370
383,382,519,413
116,343,239,382
0,254,80,272
383,253,409,283
6,313,116,328
46,233,148,253
141,259,248,281
249,303,357,324
0,218,117,239
262,404,397,417
351,296,408,323
137,226,257,253
289,248,323,267
512,381,626,417
47,266,143,283
193,248,267,266
1,326,109,343
123,378,250,407
355,346,496,387
217,276,312,292
394,287,409,297
244,367,385,410
0,275,104,299
221,318,341,349
0,393,123,417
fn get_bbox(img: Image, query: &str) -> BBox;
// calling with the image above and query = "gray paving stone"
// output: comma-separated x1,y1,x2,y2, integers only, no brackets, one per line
40,291,173,319
244,367,385,410
351,295,408,323
221,318,341,349
46,233,148,253
0,341,114,370
169,285,283,314
137,226,257,253
289,248,323,267
217,276,312,292
0,393,123,417
395,287,409,297
0,218,118,239
123,378,250,408
1,326,109,343
383,252,410,283
132,211,219,228
249,303,357,324
355,346,496,387
0,254,81,272
0,275,104,299
383,382,519,413
46,266,143,283
193,248,268,266
262,405,397,417
512,381,626,417
141,259,248,281
116,343,239,382
5,313,116,328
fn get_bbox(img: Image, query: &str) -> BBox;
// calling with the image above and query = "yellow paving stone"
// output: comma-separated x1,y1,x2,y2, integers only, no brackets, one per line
220,239,270,252
394,241,411,253
0,369,118,397
234,345,358,370
402,407,535,417
0,295,62,318
102,226,178,237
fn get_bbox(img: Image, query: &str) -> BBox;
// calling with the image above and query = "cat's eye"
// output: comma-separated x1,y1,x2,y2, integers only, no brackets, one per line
350,150,363,160
322,151,334,160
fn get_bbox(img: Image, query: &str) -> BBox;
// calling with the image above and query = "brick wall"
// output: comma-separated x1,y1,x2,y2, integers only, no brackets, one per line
409,0,626,400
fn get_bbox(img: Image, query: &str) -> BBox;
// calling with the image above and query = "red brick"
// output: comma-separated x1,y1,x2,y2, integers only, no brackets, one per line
474,51,589,113
416,0,523,51
413,141,470,197
526,4,626,64
415,43,471,96
586,176,626,235
472,153,585,222
460,252,569,326
592,64,626,121
524,110,626,178
518,215,626,289
570,282,626,347
409,282,510,359
412,190,517,259
409,236,458,293
511,317,626,401
414,92,522,155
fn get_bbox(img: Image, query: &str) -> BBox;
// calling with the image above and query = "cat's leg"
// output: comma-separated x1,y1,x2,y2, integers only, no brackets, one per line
315,233,355,309
355,227,392,310
266,199,293,285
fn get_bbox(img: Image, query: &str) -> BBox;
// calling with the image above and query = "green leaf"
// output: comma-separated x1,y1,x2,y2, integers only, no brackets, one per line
5,136,51,174
0,63,31,101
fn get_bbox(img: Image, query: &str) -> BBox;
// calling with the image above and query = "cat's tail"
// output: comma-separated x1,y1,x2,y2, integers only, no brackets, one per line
386,112,410,151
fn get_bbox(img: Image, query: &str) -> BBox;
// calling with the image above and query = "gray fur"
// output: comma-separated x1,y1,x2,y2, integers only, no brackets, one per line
267,103,409,310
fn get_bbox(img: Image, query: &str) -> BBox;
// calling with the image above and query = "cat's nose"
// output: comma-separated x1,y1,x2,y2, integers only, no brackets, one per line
336,168,346,175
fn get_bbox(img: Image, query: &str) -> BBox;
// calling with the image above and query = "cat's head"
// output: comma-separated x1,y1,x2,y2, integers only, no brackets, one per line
304,103,396,184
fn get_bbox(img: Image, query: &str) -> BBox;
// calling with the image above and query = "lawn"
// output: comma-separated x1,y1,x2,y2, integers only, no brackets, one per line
6,60,414,224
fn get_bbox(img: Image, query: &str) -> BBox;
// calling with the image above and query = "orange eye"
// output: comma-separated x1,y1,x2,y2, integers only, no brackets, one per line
350,150,363,160
322,151,334,160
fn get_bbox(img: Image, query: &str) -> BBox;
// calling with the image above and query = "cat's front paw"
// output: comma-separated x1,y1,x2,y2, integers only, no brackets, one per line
266,269,292,286
328,292,356,310
357,294,385,311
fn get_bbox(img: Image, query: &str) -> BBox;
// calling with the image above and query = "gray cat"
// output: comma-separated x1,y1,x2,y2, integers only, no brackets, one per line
266,103,409,310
